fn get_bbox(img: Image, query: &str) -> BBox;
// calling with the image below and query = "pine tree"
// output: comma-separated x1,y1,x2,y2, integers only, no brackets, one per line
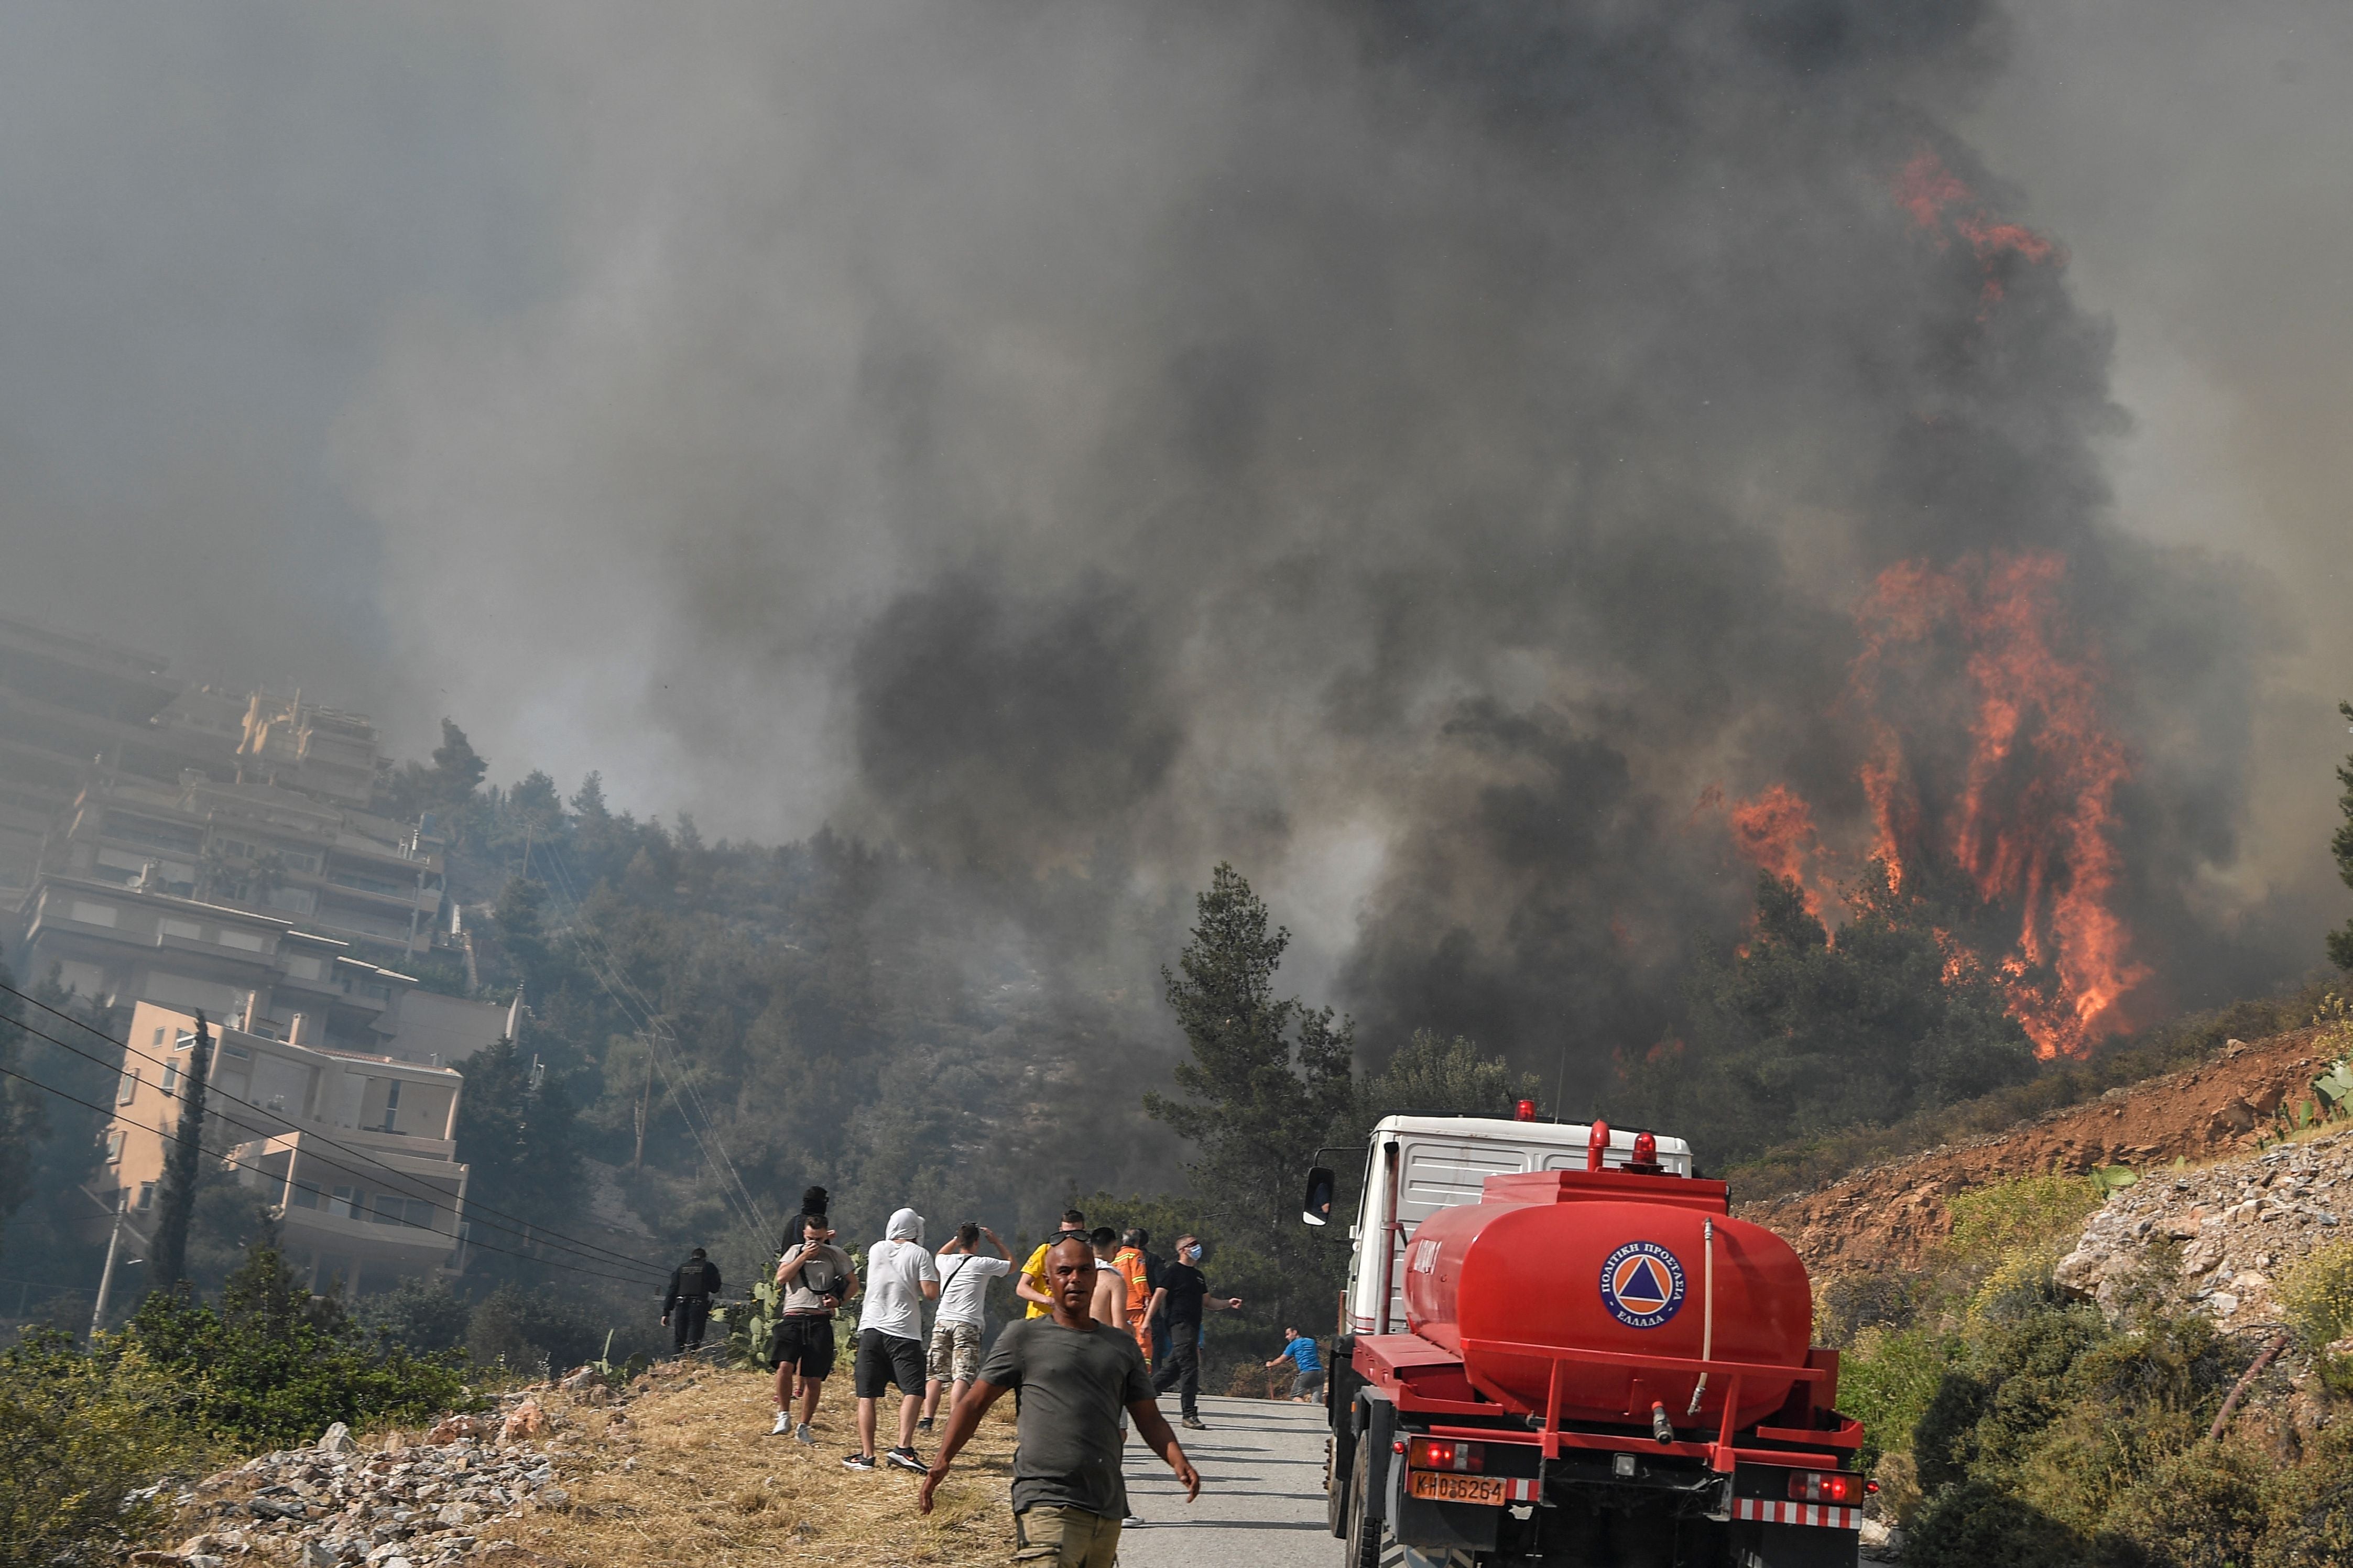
1147,864,1355,1332
2329,699,2353,972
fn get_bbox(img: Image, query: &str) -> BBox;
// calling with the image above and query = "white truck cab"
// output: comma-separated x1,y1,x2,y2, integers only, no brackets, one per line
1327,1114,1695,1335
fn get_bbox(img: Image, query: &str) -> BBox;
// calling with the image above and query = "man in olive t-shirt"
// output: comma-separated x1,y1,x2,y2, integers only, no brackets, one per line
921,1234,1199,1566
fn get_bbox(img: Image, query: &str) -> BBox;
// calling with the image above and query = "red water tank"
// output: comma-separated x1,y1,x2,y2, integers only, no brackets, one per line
1402,1170,1813,1431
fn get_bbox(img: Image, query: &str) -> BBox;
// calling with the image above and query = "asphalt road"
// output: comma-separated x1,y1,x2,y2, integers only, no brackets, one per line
1120,1395,1344,1568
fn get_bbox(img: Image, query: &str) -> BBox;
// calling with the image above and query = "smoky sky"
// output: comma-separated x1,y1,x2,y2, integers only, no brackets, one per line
3,2,2350,1091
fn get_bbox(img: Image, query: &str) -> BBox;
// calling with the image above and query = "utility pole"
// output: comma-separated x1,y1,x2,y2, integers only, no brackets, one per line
147,1010,212,1297
88,1190,151,1340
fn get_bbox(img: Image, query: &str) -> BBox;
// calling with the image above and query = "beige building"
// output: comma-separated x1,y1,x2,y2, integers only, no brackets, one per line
37,768,447,963
0,616,240,904
18,874,504,1066
105,1000,472,1297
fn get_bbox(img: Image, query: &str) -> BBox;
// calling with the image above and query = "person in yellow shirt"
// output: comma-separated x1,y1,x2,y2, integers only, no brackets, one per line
1113,1228,1153,1366
1016,1210,1090,1317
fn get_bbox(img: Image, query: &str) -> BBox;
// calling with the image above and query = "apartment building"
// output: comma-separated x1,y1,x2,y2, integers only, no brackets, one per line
0,615,244,902
38,769,446,961
106,1000,471,1297
17,873,506,1066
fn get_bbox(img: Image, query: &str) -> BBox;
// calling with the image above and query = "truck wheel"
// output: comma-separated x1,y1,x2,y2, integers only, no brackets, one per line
1344,1434,1382,1568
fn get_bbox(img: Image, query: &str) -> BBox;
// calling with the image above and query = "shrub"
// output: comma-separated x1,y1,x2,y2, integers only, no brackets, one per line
466,1281,607,1376
0,1329,198,1568
1943,1174,2103,1270
2098,1442,2268,1568
1906,1477,2096,1568
2279,1235,2353,1348
2257,1418,2353,1567
1816,1269,1921,1346
1840,1324,1958,1478
112,1245,474,1451
364,1279,473,1355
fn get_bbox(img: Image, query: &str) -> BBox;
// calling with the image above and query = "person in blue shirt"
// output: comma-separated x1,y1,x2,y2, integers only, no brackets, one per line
1263,1327,1325,1403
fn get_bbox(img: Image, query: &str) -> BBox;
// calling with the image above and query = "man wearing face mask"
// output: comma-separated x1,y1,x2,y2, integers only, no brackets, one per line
1147,1234,1241,1430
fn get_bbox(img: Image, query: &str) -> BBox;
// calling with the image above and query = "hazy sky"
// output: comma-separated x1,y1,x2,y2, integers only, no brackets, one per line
2,1,2347,1043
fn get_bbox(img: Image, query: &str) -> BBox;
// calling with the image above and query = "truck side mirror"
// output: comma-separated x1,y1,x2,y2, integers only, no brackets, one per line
1300,1166,1336,1227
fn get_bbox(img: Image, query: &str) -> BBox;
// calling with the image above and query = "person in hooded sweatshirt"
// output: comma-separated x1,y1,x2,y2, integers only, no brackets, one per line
847,1206,941,1473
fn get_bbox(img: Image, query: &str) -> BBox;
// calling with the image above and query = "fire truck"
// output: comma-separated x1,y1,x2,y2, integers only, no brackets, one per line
1301,1107,1864,1566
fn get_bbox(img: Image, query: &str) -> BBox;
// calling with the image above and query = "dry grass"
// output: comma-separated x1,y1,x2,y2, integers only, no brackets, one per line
522,1366,1020,1567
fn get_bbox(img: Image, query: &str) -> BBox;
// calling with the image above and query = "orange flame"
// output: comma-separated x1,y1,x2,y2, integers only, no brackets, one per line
1727,784,1827,914
1894,151,2059,307
1850,552,2148,1059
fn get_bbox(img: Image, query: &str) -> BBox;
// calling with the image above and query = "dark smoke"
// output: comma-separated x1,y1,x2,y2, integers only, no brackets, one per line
331,0,2305,1101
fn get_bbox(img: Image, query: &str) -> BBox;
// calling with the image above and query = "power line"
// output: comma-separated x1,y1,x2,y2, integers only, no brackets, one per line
1,1010,664,1281
0,982,671,1280
0,1059,661,1287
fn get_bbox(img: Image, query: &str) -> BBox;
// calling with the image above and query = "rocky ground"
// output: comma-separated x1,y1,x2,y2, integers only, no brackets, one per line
143,1375,611,1568
133,1356,1023,1568
2055,1126,2353,1332
1742,1028,2333,1275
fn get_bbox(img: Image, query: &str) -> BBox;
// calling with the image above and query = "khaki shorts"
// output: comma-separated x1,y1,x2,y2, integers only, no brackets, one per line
928,1320,982,1383
1013,1506,1121,1567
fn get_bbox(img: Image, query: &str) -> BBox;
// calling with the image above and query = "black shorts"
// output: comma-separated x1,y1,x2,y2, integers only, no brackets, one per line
854,1329,926,1399
770,1314,837,1378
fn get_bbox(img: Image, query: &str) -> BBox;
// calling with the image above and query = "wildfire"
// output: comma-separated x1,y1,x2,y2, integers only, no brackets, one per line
1894,151,2058,307
1718,552,2147,1061
1727,785,1827,914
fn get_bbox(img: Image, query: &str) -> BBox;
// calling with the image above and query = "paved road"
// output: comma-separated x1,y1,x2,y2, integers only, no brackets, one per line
1120,1395,1342,1568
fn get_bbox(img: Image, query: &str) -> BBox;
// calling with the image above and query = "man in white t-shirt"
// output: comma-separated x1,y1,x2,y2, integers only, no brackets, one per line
847,1207,941,1473
920,1222,1012,1432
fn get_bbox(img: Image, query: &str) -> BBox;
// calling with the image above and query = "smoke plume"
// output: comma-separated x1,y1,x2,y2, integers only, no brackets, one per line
327,0,2319,1097
0,2,2319,1106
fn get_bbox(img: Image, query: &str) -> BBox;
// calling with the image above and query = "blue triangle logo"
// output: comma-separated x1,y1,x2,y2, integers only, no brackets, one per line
1619,1257,1669,1307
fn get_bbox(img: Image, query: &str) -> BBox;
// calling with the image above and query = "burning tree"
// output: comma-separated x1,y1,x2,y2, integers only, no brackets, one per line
1715,551,2150,1063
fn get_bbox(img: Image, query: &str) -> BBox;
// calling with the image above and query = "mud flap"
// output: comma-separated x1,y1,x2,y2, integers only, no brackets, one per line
1354,1388,1394,1529
1731,1519,1862,1568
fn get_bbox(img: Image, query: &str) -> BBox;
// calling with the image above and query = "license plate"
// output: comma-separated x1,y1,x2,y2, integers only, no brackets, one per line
1408,1471,1509,1507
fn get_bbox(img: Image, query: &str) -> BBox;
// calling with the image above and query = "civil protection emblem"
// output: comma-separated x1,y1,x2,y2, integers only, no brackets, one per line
1599,1241,1686,1330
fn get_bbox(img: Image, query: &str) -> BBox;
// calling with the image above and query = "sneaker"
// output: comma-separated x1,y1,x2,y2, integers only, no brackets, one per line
794,1422,816,1446
842,1452,877,1472
769,1411,792,1436
1124,1513,1145,1527
1181,1415,1208,1431
885,1446,926,1474
916,1416,934,1433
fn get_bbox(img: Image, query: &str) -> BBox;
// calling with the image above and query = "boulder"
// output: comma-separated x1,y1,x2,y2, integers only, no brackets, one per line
318,1422,356,1455
499,1399,547,1444
426,1414,485,1445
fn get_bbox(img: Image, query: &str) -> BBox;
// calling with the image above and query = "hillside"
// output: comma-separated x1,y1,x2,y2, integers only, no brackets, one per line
1740,1025,2331,1276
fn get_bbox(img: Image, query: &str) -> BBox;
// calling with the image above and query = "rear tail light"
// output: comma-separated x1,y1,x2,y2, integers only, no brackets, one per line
1407,1437,1486,1474
1788,1471,1857,1504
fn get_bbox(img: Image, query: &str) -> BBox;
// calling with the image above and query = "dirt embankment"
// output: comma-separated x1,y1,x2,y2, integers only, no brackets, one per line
1740,1027,2333,1277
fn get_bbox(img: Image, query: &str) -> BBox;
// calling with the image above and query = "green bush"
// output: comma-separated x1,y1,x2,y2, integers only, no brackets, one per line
0,1329,198,1568
1907,1477,2097,1568
363,1278,473,1355
2279,1235,2353,1348
2256,1418,2353,1567
465,1281,607,1376
1943,1174,2103,1270
112,1245,474,1451
2098,1442,2269,1568
1840,1324,1958,1476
